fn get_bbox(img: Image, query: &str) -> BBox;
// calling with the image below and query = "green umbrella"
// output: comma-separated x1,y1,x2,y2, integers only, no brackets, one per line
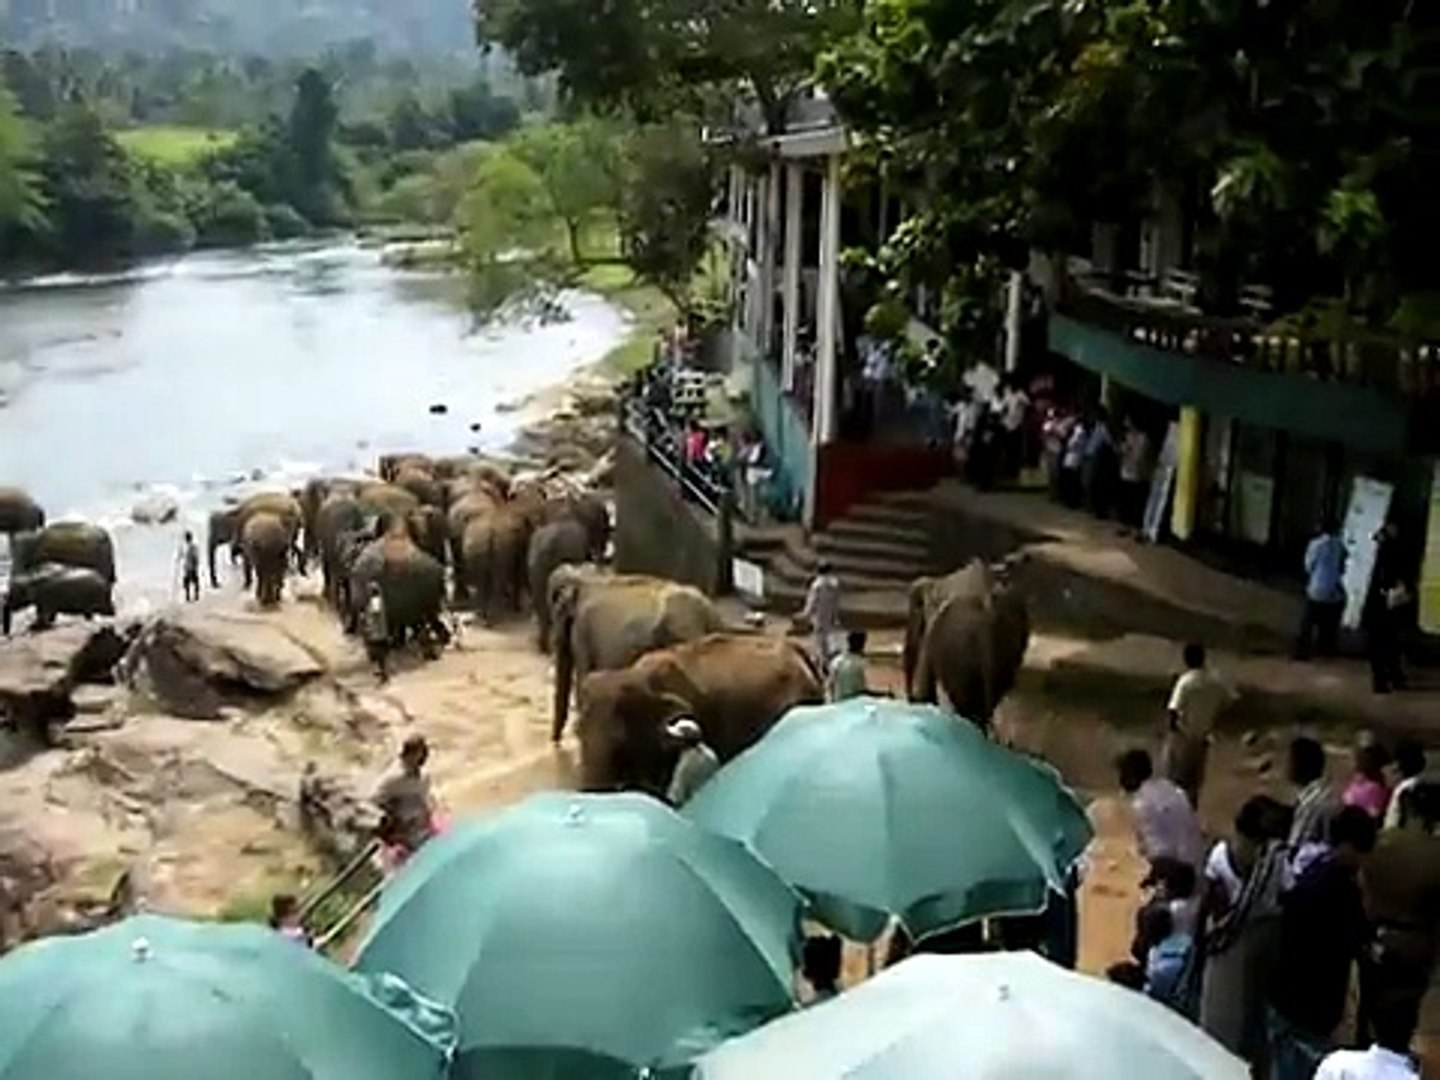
686,696,1092,941
0,913,455,1080
353,792,802,1080
696,952,1247,1079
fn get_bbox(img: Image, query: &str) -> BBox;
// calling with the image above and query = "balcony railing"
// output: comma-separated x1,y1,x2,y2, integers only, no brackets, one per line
1059,275,1440,398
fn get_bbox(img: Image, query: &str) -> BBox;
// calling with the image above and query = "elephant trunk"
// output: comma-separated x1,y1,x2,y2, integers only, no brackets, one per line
551,606,575,744
208,534,222,589
1,597,12,636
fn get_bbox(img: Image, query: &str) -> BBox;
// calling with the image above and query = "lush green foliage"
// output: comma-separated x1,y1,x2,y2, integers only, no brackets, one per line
477,0,859,130
822,0,1440,330
455,119,719,323
0,42,528,274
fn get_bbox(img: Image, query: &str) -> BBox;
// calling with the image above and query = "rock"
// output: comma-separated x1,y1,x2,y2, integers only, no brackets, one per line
429,403,449,415
298,763,381,863
0,624,128,742
121,612,325,720
131,496,179,525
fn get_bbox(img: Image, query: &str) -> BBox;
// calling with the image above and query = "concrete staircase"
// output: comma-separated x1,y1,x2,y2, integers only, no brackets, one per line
739,491,936,628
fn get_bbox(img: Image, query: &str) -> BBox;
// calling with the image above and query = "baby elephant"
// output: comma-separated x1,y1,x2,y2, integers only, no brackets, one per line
2,565,115,634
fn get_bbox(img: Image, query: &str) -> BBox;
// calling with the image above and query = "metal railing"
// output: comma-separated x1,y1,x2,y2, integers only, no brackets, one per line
1059,282,1440,397
619,393,733,520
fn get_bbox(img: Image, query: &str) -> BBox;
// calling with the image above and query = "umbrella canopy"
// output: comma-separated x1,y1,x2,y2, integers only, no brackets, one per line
0,913,455,1080
353,792,802,1079
696,952,1247,1079
686,696,1092,941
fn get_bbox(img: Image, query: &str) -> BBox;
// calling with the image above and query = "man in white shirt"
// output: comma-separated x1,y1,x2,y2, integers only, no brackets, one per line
1313,994,1419,1079
1163,642,1237,809
1117,748,1205,872
665,718,719,806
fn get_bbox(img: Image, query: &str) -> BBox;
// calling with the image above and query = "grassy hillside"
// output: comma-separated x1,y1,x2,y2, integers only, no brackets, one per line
117,126,238,167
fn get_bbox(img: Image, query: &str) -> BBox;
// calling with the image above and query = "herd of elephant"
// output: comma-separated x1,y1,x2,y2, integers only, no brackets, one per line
0,487,117,635
2,477,1032,798
201,452,614,647
555,555,1031,796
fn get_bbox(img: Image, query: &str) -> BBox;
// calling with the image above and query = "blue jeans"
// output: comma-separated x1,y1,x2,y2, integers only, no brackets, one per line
1267,1007,1329,1080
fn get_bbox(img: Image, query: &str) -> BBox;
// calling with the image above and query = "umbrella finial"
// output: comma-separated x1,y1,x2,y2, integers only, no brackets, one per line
565,802,585,826
131,937,152,963
996,982,1010,1002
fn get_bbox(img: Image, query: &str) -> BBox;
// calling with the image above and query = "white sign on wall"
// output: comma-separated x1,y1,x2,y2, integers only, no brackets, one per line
1340,476,1394,630
732,558,766,600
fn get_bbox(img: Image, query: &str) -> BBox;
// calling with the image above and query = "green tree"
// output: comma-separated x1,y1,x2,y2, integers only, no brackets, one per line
458,143,568,318
618,122,715,317
478,0,859,131
508,119,621,266
0,85,46,237
285,67,346,224
39,102,140,264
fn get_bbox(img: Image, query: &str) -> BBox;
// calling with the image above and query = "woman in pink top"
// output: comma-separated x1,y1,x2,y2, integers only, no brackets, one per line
1342,742,1392,820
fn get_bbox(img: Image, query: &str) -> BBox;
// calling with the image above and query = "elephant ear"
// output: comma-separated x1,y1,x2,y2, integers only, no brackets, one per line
640,656,703,716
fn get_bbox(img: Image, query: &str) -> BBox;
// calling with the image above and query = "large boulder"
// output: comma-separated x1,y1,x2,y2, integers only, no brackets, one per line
298,762,382,864
0,623,128,742
121,612,326,720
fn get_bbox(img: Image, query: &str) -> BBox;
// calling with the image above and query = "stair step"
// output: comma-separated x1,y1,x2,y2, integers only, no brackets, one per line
814,531,931,565
785,541,931,580
871,487,940,509
769,552,918,593
843,502,933,528
826,517,929,544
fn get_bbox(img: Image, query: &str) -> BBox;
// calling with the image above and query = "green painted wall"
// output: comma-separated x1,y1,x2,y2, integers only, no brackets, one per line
1049,314,1409,456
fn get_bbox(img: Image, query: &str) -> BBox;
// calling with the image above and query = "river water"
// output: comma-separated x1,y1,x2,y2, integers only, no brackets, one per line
0,240,628,613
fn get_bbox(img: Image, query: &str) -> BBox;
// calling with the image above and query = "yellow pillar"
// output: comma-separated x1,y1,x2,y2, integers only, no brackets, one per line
1171,406,1203,541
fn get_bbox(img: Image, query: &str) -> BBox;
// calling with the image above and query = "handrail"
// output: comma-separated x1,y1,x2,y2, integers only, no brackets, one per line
618,392,737,521
1058,285,1440,395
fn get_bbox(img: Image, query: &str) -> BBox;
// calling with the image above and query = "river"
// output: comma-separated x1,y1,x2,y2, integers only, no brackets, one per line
0,240,629,613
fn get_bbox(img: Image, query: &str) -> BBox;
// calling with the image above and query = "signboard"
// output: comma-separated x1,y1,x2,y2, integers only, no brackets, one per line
1419,464,1440,633
732,558,766,601
1142,422,1180,543
1340,476,1394,630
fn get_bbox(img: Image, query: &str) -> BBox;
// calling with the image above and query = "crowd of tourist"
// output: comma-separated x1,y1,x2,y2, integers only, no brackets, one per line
1116,648,1437,1079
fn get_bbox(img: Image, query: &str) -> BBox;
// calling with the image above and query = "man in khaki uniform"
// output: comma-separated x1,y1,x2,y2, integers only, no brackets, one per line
1163,642,1236,809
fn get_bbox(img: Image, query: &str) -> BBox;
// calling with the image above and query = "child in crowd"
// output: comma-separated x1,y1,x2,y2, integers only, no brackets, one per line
1385,739,1426,831
1343,740,1392,822
801,933,843,1005
829,630,869,701
268,893,311,947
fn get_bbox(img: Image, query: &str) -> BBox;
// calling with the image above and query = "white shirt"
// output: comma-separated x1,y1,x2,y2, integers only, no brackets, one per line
1132,778,1204,869
1314,1046,1419,1080
1383,775,1421,831
1000,389,1029,433
951,401,980,446
1205,840,1246,906
1167,668,1236,740
804,574,842,632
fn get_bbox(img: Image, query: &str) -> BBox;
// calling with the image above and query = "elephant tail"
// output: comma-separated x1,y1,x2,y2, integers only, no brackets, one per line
551,603,575,743
789,640,826,698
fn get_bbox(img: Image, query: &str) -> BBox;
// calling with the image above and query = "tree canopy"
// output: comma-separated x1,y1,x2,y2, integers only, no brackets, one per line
478,0,860,130
823,0,1440,328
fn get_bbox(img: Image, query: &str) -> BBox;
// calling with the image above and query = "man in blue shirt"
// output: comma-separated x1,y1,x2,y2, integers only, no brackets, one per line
1297,517,1347,659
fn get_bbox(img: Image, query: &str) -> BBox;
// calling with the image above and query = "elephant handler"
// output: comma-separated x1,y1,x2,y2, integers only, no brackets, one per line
1162,643,1236,810
362,582,390,683
665,718,720,807
374,735,444,872
802,561,844,671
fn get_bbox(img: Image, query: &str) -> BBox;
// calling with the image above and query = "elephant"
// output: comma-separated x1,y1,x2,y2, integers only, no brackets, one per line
3,565,115,634
355,482,420,530
446,487,504,599
313,493,369,607
241,512,292,607
407,505,448,565
208,492,304,588
300,477,359,561
538,493,611,562
549,564,726,742
11,522,116,585
395,466,443,509
577,635,823,796
0,487,45,535
903,557,1031,732
378,453,436,483
528,518,590,651
344,527,448,651
460,507,530,623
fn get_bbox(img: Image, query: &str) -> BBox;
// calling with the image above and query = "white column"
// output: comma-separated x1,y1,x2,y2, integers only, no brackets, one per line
761,159,781,355
814,152,841,447
1004,270,1024,373
781,163,802,392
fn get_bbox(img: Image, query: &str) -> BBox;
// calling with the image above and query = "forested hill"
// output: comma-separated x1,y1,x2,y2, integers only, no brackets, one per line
0,0,474,56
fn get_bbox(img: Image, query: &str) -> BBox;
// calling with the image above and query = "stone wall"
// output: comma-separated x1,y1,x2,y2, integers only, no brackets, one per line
613,436,725,595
